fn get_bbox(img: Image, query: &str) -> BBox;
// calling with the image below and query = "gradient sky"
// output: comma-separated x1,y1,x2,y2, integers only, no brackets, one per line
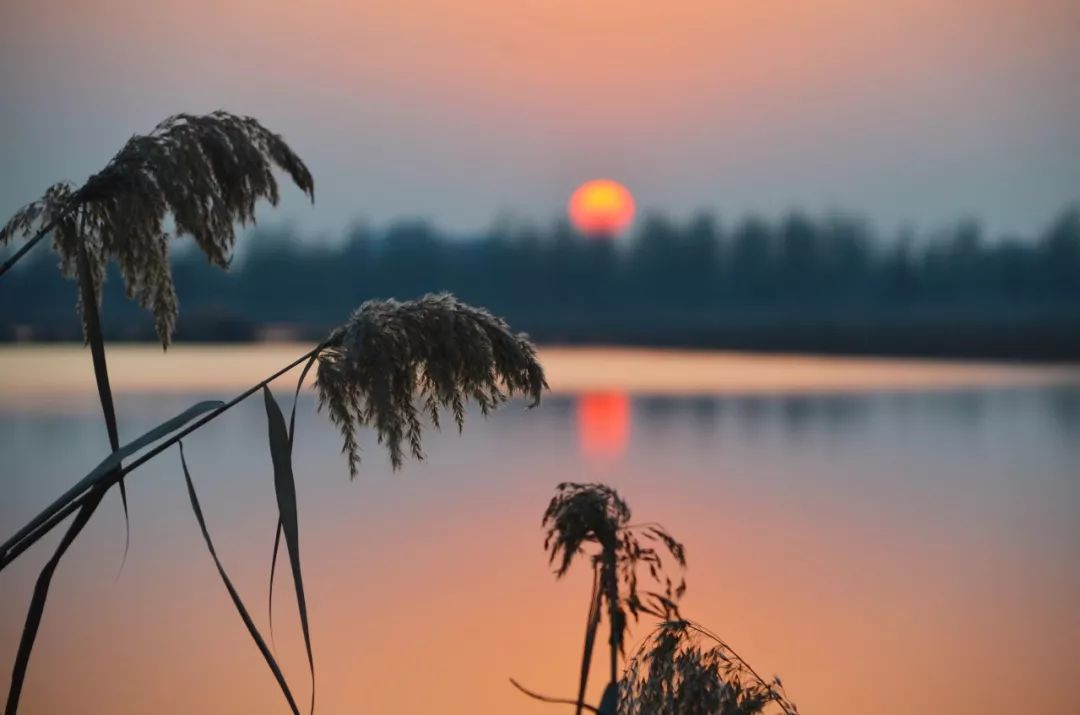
2,0,1078,237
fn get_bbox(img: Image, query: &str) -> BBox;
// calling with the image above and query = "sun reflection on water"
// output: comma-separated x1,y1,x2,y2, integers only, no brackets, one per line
577,391,631,460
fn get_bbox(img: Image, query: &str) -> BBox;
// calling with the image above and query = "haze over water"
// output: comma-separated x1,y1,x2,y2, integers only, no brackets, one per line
0,346,1077,713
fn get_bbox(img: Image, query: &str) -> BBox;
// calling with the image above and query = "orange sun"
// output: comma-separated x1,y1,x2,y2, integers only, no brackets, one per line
568,179,636,237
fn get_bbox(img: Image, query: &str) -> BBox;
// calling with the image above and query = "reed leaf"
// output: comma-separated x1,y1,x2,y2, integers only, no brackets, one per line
179,443,301,715
269,352,318,645
316,293,547,476
11,225,115,715
74,226,132,576
4,487,105,715
0,400,225,570
263,386,315,713
0,111,314,346
268,520,283,647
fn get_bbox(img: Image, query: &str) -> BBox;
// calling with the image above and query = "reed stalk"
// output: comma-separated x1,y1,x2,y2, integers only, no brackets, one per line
0,220,57,278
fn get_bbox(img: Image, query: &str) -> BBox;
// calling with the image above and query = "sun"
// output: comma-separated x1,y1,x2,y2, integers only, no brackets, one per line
568,179,635,237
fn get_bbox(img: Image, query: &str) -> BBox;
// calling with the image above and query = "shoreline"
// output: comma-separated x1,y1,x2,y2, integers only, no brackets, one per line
1,344,1077,411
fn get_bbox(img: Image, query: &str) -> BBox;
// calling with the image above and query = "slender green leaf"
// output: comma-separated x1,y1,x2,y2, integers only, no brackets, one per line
5,487,105,715
179,443,300,715
263,385,315,714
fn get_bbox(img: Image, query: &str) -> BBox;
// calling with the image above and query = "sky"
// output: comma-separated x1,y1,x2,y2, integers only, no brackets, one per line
1,0,1078,239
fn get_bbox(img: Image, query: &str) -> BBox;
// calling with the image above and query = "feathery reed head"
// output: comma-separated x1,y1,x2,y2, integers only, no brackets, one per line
619,620,799,715
315,293,547,476
0,111,313,346
543,482,631,576
543,482,687,652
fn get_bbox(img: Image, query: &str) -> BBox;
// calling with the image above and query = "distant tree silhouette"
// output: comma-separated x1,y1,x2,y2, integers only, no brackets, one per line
3,202,1079,358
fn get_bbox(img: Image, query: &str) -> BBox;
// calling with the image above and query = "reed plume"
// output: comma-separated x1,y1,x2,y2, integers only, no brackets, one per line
516,485,797,715
619,620,799,715
544,482,687,649
316,293,547,475
538,482,685,714
0,111,313,345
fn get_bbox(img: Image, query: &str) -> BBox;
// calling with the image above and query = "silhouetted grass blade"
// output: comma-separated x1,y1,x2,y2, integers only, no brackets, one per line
268,518,283,646
115,480,130,576
263,385,315,714
0,400,225,569
96,400,224,475
2,234,124,715
5,487,106,715
268,352,318,644
75,231,132,577
178,443,300,715
267,352,317,643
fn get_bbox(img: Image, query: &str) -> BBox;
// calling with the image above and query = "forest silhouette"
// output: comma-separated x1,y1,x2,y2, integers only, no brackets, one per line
3,206,1078,359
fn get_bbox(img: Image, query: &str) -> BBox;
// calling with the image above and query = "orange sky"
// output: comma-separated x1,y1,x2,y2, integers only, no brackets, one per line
1,0,1078,235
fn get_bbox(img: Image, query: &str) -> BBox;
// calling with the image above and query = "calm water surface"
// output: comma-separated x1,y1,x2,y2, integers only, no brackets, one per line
0,347,1078,714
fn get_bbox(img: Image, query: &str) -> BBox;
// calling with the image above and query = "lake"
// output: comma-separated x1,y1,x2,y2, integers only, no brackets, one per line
1,345,1078,713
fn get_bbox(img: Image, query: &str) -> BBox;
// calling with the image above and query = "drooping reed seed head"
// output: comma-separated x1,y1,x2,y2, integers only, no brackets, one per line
543,482,687,654
0,111,314,346
315,293,547,477
619,620,800,715
543,482,632,577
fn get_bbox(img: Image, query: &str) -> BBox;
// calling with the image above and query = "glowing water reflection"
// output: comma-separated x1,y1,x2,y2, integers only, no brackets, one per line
577,392,631,460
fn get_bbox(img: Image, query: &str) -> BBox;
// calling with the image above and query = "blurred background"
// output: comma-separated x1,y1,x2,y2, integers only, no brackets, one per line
3,213,1079,358
1,1,1078,713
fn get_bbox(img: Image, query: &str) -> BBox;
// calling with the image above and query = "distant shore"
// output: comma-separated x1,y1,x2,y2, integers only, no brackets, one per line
4,207,1079,362
5,310,1080,363
2,344,1078,412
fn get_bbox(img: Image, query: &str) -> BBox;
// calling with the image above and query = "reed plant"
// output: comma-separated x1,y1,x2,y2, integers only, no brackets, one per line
513,483,798,715
620,620,799,715
0,111,545,714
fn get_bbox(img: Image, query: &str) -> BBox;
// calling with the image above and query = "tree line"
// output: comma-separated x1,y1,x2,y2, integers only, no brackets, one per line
2,206,1078,358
